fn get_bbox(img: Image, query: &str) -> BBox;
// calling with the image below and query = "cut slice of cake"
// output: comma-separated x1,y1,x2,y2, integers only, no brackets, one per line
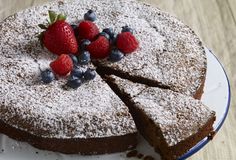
106,75,215,160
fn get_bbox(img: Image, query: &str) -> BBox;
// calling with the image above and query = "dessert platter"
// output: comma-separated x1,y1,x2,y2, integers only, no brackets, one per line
0,0,230,159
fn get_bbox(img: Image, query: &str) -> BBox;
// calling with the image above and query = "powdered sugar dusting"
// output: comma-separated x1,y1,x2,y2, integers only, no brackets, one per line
97,1,206,96
0,0,138,138
111,75,215,146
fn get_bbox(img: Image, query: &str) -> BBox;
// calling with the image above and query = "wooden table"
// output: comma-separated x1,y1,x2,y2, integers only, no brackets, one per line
0,0,235,159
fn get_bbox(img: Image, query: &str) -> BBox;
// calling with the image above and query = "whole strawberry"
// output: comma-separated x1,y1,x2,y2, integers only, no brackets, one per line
77,20,99,41
116,32,139,54
87,36,110,59
38,11,78,55
50,54,73,76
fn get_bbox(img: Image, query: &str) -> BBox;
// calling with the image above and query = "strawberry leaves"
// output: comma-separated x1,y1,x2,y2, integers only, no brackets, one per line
57,14,66,21
38,11,67,30
49,10,57,24
38,24,47,29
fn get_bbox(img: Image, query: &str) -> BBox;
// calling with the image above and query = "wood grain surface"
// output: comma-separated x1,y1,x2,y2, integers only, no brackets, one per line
0,0,235,159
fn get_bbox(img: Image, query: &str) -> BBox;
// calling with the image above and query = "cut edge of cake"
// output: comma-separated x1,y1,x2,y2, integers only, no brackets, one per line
95,63,206,100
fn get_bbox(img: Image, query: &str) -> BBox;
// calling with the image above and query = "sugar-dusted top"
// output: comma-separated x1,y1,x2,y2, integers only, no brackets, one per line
0,0,138,139
97,0,206,97
110,75,215,146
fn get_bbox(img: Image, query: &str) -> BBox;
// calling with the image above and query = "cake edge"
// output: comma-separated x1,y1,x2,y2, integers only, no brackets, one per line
0,119,137,155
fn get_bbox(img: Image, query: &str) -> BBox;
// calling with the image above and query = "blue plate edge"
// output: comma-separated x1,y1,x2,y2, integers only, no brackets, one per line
179,48,231,160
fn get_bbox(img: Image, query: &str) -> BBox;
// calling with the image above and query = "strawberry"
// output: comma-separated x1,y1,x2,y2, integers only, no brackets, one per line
116,32,139,54
87,36,110,59
38,11,78,55
77,20,99,41
50,54,73,76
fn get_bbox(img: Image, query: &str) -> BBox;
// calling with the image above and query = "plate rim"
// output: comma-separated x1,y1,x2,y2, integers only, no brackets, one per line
179,48,231,159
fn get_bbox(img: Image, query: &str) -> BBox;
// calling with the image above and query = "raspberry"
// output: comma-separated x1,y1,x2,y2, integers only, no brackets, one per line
50,54,73,76
116,32,139,54
77,20,99,41
87,36,110,59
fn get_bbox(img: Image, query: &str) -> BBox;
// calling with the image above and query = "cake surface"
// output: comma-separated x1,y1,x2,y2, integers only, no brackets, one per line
94,0,206,99
0,0,210,157
106,75,215,159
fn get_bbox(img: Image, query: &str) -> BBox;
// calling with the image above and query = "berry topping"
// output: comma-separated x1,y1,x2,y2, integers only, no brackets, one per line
77,20,99,41
50,54,73,76
99,32,110,40
109,49,124,62
87,36,110,59
78,51,91,65
38,11,78,55
102,28,114,38
71,67,84,78
69,54,78,65
116,32,139,54
84,10,97,22
79,39,91,51
121,25,134,34
41,69,55,84
84,68,96,80
66,76,82,89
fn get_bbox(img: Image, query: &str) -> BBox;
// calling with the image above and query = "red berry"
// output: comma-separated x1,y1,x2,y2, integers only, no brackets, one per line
116,32,139,54
50,54,73,76
43,20,78,55
77,21,99,41
87,36,110,59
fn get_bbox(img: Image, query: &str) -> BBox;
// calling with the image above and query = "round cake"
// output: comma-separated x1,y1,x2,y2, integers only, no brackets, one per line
0,0,209,157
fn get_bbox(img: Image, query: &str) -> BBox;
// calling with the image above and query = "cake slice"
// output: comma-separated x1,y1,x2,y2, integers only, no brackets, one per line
106,75,215,160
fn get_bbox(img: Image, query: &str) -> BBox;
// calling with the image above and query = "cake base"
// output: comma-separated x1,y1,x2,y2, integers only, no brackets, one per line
0,120,137,155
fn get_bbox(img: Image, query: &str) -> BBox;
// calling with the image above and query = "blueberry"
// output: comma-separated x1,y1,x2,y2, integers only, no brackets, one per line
102,28,114,39
71,67,84,78
84,68,96,80
99,32,110,40
110,33,117,45
78,51,91,65
71,24,79,36
121,25,133,34
79,39,91,51
109,49,124,62
41,69,55,84
69,54,78,65
66,76,82,89
84,10,96,22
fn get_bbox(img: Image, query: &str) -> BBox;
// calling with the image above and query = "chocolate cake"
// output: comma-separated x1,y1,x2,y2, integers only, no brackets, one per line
0,0,213,159
106,75,216,160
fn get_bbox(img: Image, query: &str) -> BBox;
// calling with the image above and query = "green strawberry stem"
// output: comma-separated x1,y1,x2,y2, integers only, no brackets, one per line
49,10,57,24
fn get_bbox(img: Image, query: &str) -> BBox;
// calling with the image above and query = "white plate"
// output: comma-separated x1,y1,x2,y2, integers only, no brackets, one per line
0,48,231,160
